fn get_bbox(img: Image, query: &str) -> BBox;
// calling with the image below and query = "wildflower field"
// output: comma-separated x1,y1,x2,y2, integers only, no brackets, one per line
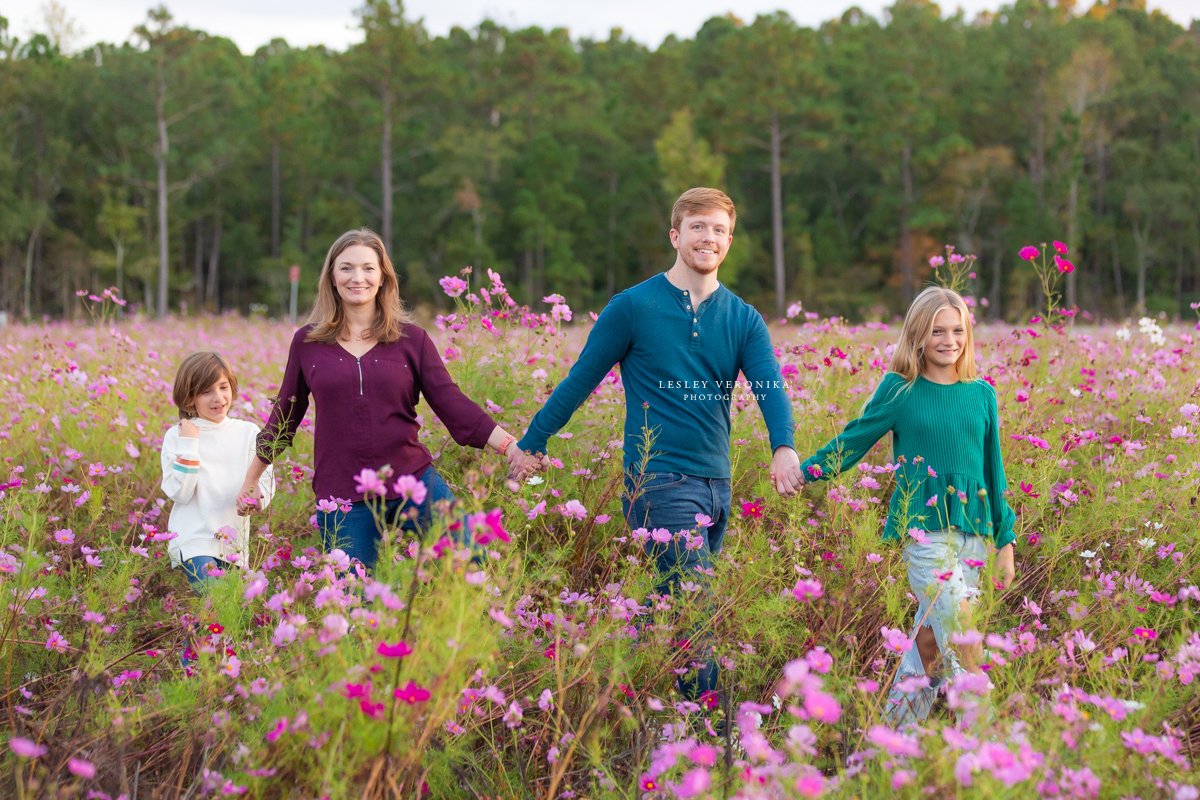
3,283,1200,800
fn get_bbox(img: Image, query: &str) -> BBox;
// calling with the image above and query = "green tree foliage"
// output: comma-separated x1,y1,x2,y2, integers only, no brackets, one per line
0,1,1197,321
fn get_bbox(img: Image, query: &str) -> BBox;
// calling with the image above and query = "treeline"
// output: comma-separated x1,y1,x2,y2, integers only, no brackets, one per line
1,0,1198,322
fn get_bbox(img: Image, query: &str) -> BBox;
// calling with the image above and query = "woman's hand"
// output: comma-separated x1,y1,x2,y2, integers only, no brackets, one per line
994,543,1015,589
506,443,548,483
179,419,199,438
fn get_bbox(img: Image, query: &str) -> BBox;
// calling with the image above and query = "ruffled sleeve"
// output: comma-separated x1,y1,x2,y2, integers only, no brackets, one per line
982,384,1017,547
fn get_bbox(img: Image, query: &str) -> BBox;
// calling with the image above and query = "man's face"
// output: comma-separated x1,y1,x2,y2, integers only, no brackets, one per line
669,209,733,276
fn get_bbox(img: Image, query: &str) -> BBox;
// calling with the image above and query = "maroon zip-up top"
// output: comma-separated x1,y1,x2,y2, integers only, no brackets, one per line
257,324,497,503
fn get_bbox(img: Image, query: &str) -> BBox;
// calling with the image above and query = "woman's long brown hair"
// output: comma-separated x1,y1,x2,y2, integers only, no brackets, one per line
305,228,414,344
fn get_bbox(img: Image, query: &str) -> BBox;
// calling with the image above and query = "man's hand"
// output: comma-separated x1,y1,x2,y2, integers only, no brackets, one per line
769,446,805,497
506,444,549,484
236,481,261,516
994,543,1015,589
180,419,199,438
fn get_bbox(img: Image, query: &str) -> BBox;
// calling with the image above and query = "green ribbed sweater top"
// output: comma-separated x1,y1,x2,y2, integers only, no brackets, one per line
799,372,1017,548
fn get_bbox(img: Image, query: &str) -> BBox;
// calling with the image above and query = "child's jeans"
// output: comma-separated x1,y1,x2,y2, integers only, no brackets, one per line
182,556,231,594
885,530,989,726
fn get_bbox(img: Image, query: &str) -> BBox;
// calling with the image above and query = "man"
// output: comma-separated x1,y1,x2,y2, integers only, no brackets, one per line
517,187,804,700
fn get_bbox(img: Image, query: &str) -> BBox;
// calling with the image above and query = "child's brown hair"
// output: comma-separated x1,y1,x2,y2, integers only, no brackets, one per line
172,352,239,419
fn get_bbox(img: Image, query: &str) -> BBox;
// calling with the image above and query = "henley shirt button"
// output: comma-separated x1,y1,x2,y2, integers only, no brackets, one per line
693,332,698,337
693,317,697,322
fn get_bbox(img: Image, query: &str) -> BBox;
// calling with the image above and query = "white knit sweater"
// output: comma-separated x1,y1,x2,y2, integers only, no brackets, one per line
159,416,275,569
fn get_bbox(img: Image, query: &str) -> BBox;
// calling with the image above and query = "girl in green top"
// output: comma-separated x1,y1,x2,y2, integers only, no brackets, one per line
796,286,1016,725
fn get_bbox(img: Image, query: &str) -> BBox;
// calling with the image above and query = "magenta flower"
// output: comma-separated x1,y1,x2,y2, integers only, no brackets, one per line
1133,628,1157,640
792,578,823,603
394,680,431,705
45,631,69,653
468,508,510,546
806,464,823,479
68,758,95,778
1054,255,1075,274
359,699,386,718
9,737,47,758
1019,246,1039,261
377,640,413,658
1053,240,1068,254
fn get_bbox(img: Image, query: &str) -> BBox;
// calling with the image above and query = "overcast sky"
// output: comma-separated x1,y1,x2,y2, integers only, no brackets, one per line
3,0,1197,53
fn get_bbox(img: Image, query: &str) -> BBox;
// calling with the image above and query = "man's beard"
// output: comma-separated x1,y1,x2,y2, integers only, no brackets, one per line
679,247,721,275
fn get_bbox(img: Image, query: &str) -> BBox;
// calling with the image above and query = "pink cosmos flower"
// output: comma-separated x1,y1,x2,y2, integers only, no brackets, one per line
792,578,823,603
68,758,95,778
394,681,431,704
377,640,413,658
1053,241,1068,255
1019,246,1039,261
392,474,427,505
561,499,587,521
9,737,47,758
354,468,387,497
1054,255,1075,274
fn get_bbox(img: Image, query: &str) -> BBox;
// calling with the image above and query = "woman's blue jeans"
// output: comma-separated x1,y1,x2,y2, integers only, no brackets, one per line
318,466,461,574
622,470,731,703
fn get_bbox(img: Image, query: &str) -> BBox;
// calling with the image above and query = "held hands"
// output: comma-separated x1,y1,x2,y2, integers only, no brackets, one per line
994,543,1016,590
506,443,549,484
768,446,805,497
236,480,261,517
179,419,199,438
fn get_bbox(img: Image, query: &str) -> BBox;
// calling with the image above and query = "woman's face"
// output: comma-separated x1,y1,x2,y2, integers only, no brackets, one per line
923,306,967,369
333,245,382,310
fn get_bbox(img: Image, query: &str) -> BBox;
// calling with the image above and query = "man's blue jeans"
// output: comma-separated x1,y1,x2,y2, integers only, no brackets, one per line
622,470,731,702
318,466,460,574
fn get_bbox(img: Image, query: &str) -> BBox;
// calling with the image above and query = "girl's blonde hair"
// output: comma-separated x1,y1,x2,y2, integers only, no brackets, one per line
889,286,977,382
305,228,414,344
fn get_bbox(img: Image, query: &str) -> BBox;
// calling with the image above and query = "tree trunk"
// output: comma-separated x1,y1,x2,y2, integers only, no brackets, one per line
1111,233,1125,318
1066,173,1079,309
194,218,205,311
1176,231,1184,317
523,248,533,307
23,223,40,320
770,109,785,319
271,138,281,259
1092,122,1106,312
380,77,393,255
535,220,545,304
207,206,222,308
156,67,170,319
990,244,1002,320
899,142,915,303
607,170,617,299
1132,218,1151,314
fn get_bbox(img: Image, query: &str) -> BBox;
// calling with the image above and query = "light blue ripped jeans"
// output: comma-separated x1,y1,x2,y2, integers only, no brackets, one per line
885,530,989,726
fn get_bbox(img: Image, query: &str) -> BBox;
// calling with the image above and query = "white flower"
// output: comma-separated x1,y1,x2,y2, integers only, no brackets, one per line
1069,388,1082,398
1115,327,1131,341
1079,550,1097,559
1137,538,1157,549
525,476,544,486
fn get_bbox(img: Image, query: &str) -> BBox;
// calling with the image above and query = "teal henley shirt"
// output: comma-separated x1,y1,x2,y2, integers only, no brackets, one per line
516,273,796,478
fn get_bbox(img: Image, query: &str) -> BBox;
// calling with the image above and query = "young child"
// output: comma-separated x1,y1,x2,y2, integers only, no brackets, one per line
161,351,275,592
795,286,1016,725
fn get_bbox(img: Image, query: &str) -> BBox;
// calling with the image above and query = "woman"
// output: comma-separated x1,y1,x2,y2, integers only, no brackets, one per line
238,228,542,573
